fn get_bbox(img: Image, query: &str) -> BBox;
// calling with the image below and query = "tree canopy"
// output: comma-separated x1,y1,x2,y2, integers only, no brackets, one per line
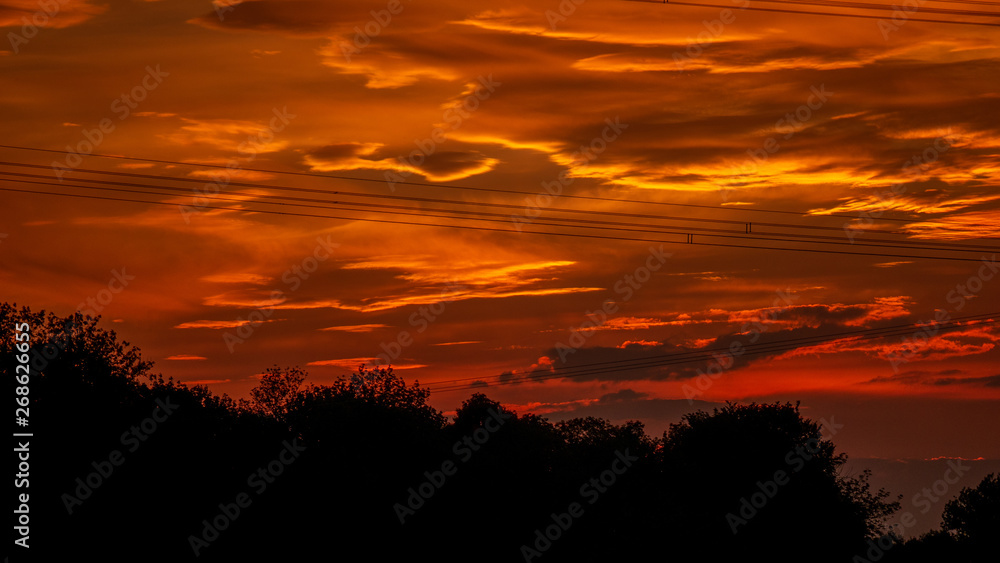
3,303,988,562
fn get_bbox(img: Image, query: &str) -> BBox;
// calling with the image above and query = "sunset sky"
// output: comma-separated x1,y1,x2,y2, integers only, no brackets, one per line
2,0,999,525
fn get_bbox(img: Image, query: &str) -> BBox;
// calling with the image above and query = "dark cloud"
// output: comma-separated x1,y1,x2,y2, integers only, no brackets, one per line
867,369,1000,388
307,142,375,160
933,374,1000,388
596,388,648,403
534,300,918,384
415,150,495,177
190,0,342,35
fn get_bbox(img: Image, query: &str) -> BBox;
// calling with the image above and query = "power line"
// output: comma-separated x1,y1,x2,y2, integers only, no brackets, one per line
931,0,1000,7
647,0,1000,26
755,0,999,16
1,181,994,262
935,0,1000,6
0,144,921,222
1,162,914,235
1,171,994,255
4,165,996,250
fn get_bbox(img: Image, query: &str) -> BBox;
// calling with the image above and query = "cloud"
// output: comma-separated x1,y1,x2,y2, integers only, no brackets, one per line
200,273,272,285
307,358,426,370
320,324,390,333
174,319,281,329
160,117,288,154
867,369,1000,388
187,169,276,182
303,143,498,181
617,340,662,349
902,210,1000,240
811,193,1000,222
190,0,337,35
571,49,868,75
0,0,106,29
562,297,912,335
514,300,982,385
595,388,649,403
328,257,601,312
777,324,1000,365
317,43,459,89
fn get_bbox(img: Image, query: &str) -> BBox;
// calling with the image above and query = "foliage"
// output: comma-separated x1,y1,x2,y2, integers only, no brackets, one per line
942,472,1000,557
242,364,308,420
3,302,958,562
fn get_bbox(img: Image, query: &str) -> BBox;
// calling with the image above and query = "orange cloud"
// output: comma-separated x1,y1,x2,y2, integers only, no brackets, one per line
320,324,390,333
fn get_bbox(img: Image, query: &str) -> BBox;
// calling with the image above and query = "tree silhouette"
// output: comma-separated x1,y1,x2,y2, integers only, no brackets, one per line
885,473,999,563
942,472,999,558
5,302,952,562
2,303,284,561
657,401,900,562
242,364,307,420
287,363,446,438
452,392,515,430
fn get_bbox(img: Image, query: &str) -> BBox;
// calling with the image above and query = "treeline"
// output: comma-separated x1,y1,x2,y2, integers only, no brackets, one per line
2,304,996,562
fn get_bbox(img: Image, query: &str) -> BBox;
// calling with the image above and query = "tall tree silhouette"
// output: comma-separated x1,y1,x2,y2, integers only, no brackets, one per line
656,401,900,562
2,303,281,562
942,472,1000,559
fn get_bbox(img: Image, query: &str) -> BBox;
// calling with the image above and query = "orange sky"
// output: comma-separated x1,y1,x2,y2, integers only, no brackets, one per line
2,0,999,464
